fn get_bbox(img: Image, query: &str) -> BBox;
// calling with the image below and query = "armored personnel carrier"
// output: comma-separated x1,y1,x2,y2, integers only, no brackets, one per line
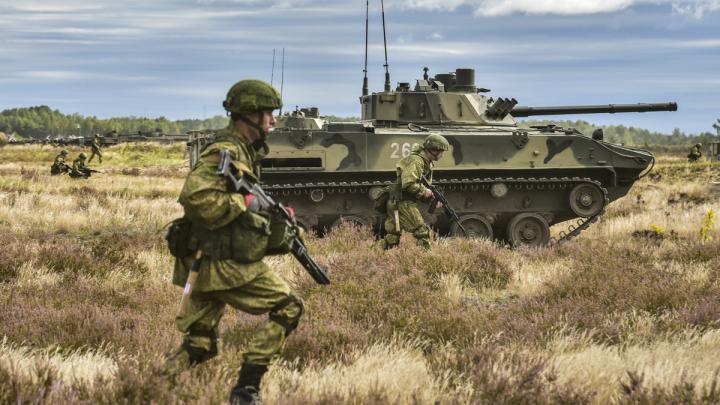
259,67,676,247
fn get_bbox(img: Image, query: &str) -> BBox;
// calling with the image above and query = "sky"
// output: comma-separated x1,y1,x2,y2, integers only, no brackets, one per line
1,0,719,135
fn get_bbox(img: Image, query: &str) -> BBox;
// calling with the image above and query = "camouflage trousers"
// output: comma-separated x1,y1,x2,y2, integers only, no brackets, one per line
380,199,431,250
88,148,102,164
167,269,304,372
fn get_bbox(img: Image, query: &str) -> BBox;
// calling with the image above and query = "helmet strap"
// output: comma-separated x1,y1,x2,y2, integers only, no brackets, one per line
237,111,267,142
427,149,440,161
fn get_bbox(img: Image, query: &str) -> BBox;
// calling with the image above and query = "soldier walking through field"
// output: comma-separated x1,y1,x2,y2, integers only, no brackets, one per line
378,134,449,250
687,142,702,162
164,79,304,405
87,133,103,164
50,150,70,175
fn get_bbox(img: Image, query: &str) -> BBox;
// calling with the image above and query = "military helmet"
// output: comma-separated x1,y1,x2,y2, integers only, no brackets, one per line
695,143,702,147
60,150,68,155
222,80,282,115
423,134,450,151
78,152,87,159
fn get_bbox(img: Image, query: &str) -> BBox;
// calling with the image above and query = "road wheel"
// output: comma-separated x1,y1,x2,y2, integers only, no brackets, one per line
449,214,493,240
569,183,604,217
507,213,550,247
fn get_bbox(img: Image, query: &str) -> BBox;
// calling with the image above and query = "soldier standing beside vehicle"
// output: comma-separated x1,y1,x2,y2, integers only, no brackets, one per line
164,79,304,405
378,134,449,250
88,133,103,164
50,150,70,175
687,143,702,162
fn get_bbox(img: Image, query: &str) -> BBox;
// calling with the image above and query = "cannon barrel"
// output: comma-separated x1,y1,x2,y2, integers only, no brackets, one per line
511,102,677,117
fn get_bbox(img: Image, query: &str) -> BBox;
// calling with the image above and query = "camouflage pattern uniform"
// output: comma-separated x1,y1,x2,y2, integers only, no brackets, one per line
50,150,70,175
688,143,702,162
88,134,102,164
69,153,91,178
380,134,449,250
167,80,301,405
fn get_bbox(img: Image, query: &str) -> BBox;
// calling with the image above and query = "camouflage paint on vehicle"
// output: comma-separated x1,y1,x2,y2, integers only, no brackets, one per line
204,68,677,247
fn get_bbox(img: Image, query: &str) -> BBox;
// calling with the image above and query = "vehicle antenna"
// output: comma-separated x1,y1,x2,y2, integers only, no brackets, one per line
280,47,285,115
362,0,369,96
271,48,276,87
380,0,391,92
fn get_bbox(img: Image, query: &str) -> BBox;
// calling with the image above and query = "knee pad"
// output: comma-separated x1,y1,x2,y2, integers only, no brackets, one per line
180,341,218,366
269,293,304,336
412,225,430,240
384,232,400,245
183,328,219,365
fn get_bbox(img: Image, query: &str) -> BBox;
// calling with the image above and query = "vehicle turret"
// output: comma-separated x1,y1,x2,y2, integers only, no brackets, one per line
360,68,676,127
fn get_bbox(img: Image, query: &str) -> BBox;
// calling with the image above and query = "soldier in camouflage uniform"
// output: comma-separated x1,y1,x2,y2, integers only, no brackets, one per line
379,134,449,250
687,143,702,162
165,80,303,405
88,133,102,164
50,150,70,175
69,152,92,178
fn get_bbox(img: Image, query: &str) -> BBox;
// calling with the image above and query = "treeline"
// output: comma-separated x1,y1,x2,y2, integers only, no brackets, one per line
0,106,229,139
2,106,717,147
519,119,717,146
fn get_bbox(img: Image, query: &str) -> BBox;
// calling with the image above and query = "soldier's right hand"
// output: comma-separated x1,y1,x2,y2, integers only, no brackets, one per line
422,189,433,200
244,194,261,212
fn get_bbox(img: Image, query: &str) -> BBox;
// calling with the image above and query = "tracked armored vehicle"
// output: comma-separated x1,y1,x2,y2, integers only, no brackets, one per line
258,67,676,246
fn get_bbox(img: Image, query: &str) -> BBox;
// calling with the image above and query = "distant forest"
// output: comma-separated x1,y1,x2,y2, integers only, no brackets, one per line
0,105,717,146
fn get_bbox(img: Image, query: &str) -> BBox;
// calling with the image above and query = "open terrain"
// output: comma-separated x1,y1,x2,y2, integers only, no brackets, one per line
0,143,719,404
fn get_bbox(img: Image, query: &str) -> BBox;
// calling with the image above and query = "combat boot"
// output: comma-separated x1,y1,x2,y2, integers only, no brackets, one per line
163,341,218,376
228,363,268,405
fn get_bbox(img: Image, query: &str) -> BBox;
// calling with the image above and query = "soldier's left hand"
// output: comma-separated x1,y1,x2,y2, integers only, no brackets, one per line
435,201,443,209
294,225,306,242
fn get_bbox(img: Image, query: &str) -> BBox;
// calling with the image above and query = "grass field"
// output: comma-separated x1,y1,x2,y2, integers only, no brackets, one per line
0,143,718,404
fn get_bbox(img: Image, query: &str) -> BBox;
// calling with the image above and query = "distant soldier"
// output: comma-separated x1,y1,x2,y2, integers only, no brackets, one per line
87,133,103,164
687,143,702,162
379,134,449,250
50,150,70,175
69,153,96,178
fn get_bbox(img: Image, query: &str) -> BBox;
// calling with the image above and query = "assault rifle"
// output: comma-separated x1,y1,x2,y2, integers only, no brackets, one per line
217,149,330,285
420,176,468,236
69,167,102,178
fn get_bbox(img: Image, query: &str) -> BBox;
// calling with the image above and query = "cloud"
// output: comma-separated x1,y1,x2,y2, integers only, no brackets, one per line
669,38,720,48
474,0,637,16
672,0,720,18
18,71,85,80
5,0,717,20
391,0,720,17
13,71,156,82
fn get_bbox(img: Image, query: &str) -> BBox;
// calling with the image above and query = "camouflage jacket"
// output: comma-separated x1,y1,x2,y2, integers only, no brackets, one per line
91,138,101,151
172,124,271,291
53,154,67,167
395,150,433,201
72,158,87,172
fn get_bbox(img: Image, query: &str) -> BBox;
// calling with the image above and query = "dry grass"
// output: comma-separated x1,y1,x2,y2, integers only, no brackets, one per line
0,146,718,404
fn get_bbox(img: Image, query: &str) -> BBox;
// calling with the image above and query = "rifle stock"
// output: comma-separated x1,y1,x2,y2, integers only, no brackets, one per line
217,149,330,285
